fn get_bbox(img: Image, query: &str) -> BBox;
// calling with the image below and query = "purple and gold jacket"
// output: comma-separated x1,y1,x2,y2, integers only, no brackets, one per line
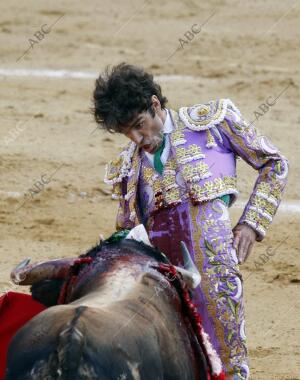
104,99,288,241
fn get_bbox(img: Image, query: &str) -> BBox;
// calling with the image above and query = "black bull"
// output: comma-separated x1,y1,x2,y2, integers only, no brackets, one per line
5,239,210,380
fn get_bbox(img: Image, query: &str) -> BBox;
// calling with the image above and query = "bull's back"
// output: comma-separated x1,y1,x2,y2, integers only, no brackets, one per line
5,305,89,380
5,300,202,380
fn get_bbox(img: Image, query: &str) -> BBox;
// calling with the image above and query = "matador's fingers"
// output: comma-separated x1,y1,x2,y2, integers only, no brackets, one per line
233,230,241,250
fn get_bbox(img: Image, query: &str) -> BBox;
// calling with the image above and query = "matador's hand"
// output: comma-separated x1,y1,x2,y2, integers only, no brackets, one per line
232,223,257,264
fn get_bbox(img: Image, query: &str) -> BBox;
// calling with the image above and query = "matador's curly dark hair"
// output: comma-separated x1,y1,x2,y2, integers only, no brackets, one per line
92,63,168,133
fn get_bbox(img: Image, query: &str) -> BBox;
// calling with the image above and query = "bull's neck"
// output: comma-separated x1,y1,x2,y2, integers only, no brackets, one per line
72,258,166,309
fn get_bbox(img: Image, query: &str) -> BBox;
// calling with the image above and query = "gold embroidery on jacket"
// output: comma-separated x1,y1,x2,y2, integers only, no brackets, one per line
176,144,205,164
189,176,237,202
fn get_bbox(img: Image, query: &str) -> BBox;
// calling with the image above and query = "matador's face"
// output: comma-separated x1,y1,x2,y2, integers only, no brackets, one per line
120,98,166,154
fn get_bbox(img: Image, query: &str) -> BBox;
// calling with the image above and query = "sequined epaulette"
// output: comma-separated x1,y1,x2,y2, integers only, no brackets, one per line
104,141,136,185
179,98,241,131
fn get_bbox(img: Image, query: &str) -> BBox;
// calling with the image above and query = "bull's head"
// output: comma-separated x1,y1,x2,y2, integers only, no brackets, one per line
11,227,201,291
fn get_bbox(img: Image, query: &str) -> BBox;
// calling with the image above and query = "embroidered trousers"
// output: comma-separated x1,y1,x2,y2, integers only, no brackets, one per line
147,198,250,380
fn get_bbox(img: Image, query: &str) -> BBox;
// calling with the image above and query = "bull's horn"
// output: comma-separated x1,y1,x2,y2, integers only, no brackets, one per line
10,257,78,285
11,258,31,284
175,241,201,289
16,257,31,269
174,267,201,289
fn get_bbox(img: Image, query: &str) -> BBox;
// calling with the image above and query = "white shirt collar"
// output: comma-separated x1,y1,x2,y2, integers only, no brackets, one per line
163,108,174,133
144,108,173,164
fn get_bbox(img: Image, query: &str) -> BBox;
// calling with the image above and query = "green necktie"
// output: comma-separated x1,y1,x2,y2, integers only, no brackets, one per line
218,194,230,206
154,135,166,175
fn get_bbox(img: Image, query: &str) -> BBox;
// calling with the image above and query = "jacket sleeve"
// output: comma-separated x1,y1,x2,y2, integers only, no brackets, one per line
104,142,137,231
114,180,132,231
215,101,289,241
104,165,131,231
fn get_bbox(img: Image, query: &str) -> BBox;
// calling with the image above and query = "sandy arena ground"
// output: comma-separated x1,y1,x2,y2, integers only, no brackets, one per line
0,0,299,378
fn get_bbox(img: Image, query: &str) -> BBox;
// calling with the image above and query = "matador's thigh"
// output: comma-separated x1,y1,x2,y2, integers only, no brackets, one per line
148,199,250,380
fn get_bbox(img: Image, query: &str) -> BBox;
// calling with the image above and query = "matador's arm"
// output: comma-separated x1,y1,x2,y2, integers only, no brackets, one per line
215,102,288,241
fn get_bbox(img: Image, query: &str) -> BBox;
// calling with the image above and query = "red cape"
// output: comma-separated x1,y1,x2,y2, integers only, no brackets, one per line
0,291,46,380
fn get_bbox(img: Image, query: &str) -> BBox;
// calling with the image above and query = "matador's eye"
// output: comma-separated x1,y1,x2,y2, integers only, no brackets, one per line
136,121,145,130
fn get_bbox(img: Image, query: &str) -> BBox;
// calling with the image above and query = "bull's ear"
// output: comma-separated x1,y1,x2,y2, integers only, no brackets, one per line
30,279,64,307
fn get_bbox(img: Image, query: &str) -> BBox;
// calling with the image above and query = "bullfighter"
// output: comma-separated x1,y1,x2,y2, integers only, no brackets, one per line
92,63,288,379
